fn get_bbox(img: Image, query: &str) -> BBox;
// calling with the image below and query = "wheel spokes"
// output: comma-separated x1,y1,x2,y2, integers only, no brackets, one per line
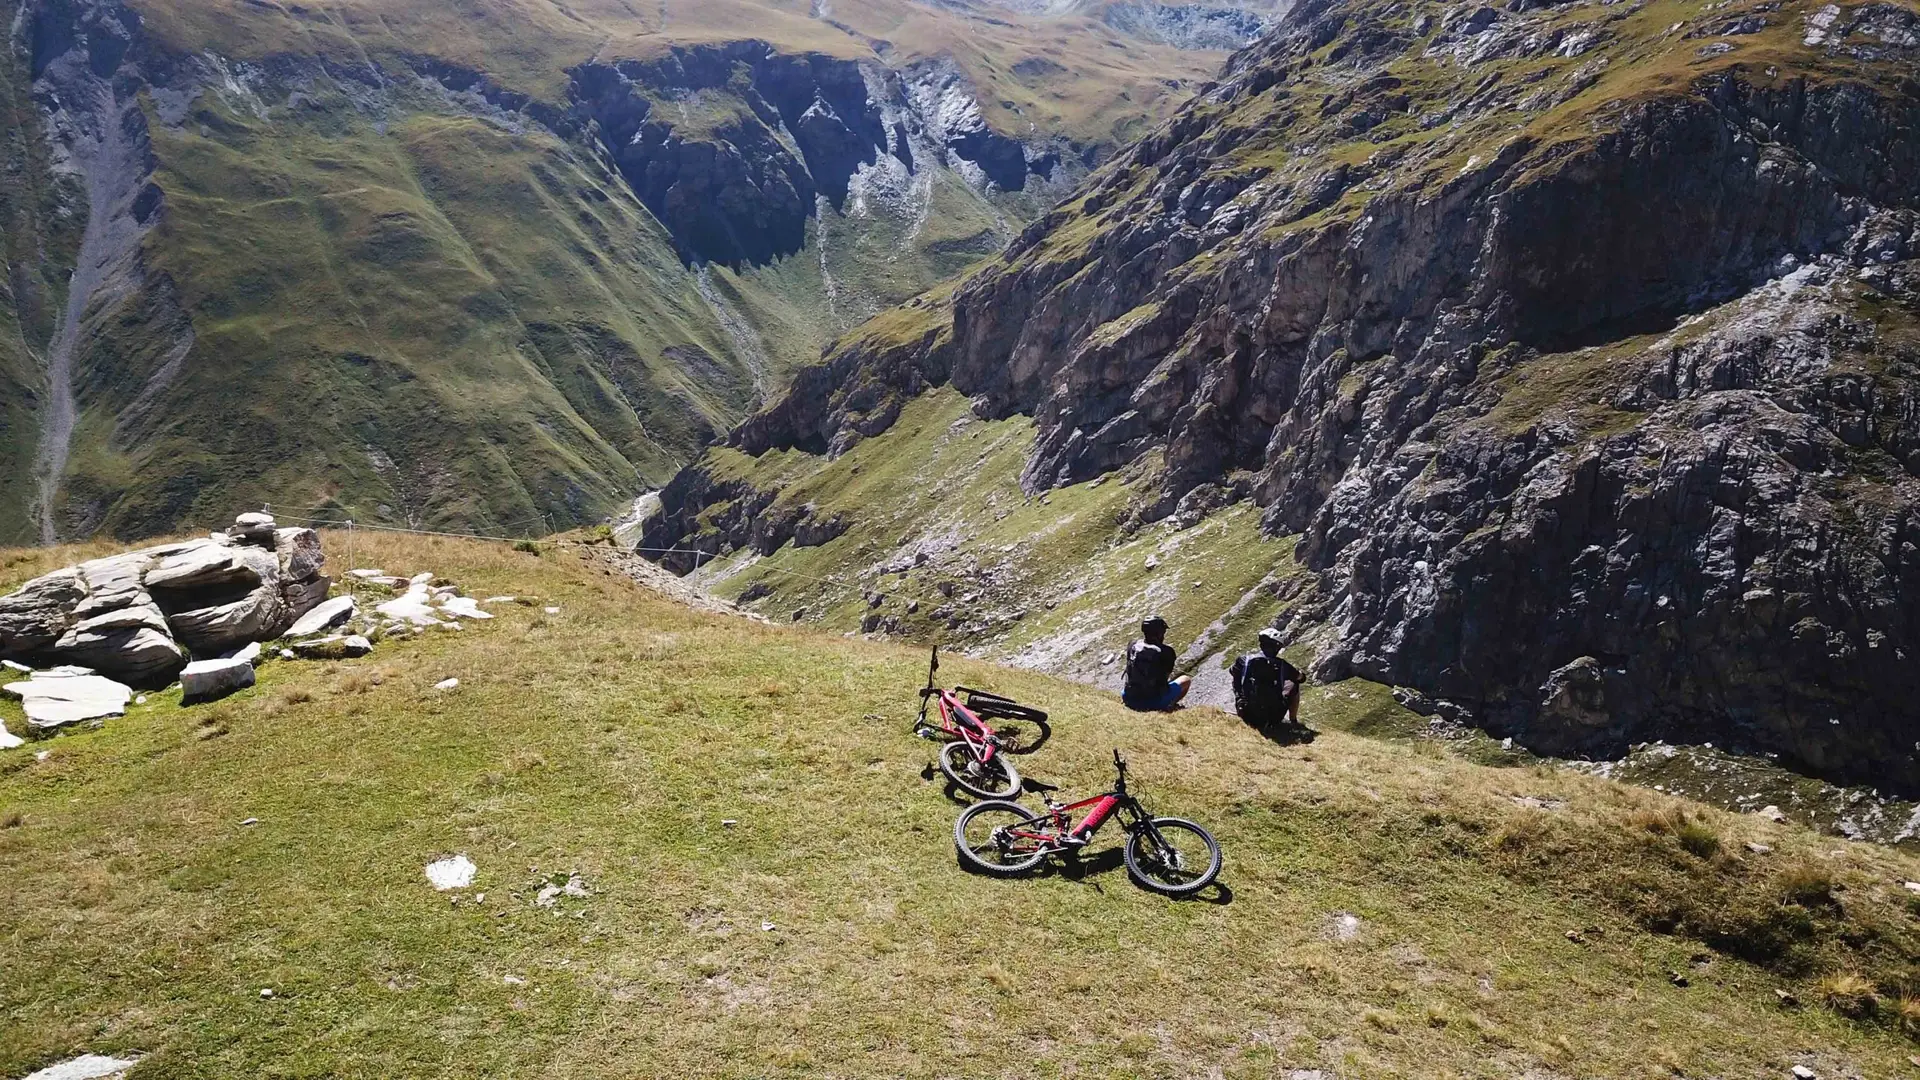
1138,829,1205,884
961,809,1048,865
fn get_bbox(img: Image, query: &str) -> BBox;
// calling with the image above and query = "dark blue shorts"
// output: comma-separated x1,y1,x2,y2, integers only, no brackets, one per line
1123,682,1185,711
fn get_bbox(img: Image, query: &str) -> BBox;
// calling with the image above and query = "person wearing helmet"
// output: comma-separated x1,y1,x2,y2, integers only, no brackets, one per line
1121,616,1191,711
1230,627,1304,732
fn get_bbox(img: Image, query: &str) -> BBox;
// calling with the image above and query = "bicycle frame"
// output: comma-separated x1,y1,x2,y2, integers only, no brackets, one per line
1001,760,1149,853
916,645,1004,763
921,687,1003,762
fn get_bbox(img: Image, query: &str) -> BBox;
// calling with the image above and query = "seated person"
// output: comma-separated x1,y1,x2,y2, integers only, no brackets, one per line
1122,616,1191,711
1230,627,1305,731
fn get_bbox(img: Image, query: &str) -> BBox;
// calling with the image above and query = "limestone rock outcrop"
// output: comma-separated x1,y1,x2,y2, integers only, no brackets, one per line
0,515,331,686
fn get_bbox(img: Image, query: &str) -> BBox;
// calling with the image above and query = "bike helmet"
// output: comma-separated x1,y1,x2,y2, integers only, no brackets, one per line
1142,615,1168,633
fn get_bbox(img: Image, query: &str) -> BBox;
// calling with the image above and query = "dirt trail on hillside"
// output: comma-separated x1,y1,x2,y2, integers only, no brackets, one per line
575,544,763,619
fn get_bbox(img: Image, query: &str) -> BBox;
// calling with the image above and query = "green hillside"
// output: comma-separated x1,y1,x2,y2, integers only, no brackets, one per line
0,0,1284,540
3,533,1919,1077
677,387,1299,683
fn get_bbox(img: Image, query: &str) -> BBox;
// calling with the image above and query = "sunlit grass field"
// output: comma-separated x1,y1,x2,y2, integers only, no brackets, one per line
3,533,1919,1077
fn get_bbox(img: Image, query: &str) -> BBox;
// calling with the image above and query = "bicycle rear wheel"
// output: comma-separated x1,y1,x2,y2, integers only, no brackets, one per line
939,740,1022,800
1123,817,1222,896
954,800,1050,875
987,716,1052,755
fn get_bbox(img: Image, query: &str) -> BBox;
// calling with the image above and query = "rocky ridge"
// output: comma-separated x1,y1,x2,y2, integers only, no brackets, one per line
0,512,330,687
645,0,1920,794
571,45,1068,269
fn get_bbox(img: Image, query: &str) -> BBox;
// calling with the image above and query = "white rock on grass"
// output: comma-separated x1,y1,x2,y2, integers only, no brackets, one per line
228,641,262,666
543,607,560,615
1757,805,1788,822
2,658,30,673
22,1054,141,1080
440,597,494,620
376,585,443,627
179,656,256,701
348,568,387,579
410,572,435,585
0,720,22,749
434,678,460,691
482,596,517,605
290,635,372,661
425,854,476,890
285,595,355,639
3,673,133,731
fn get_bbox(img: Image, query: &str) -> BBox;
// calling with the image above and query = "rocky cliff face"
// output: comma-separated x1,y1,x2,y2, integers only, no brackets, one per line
1103,3,1276,50
647,0,1920,793
570,45,1064,268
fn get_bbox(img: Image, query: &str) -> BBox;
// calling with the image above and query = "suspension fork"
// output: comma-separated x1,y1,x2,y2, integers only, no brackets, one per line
1122,797,1166,851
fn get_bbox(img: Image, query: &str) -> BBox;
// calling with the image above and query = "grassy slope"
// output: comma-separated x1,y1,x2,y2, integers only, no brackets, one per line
72,86,755,537
689,388,1300,684
705,167,1019,380
5,534,1916,1078
7,0,1266,538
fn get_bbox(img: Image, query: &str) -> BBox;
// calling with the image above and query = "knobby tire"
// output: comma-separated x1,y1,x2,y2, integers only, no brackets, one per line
939,739,1022,800
953,800,1049,875
1123,817,1222,896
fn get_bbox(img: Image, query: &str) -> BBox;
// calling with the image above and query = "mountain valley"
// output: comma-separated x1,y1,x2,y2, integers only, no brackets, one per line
0,0,1282,543
642,0,1920,799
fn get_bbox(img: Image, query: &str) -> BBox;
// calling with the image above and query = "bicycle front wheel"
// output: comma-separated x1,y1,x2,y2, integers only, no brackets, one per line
1123,817,1222,896
939,739,1022,800
954,800,1049,876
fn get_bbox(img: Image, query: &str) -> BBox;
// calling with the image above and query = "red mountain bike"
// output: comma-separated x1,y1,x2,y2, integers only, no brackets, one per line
954,750,1223,896
916,646,1051,800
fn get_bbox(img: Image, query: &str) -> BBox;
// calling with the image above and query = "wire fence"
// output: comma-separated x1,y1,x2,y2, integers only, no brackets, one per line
255,503,867,596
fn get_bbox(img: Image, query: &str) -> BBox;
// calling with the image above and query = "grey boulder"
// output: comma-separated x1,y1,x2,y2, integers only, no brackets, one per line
179,656,257,701
286,595,356,639
0,520,330,687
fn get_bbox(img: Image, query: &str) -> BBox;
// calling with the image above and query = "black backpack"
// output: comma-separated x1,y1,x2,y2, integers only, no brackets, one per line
1234,653,1295,722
